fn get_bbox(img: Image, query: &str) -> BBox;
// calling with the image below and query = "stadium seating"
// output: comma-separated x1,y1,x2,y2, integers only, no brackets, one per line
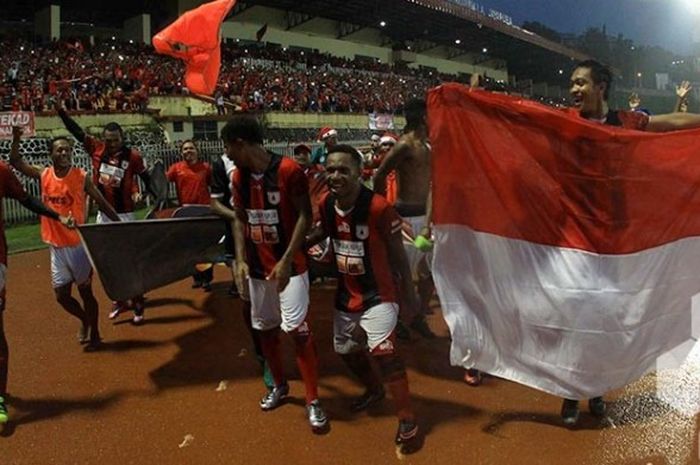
0,36,473,115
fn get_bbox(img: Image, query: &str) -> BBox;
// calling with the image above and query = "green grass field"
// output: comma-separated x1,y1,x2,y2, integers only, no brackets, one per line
7,207,151,255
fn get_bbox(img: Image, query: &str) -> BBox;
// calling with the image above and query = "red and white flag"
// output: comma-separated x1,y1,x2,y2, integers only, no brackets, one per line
428,84,700,399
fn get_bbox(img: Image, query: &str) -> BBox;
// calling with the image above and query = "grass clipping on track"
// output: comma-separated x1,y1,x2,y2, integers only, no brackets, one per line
596,351,699,465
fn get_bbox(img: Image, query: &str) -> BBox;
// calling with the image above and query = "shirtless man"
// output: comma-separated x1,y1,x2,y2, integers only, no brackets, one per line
373,98,435,339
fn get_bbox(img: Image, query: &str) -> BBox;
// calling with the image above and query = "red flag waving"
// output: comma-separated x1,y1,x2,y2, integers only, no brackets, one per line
152,0,236,95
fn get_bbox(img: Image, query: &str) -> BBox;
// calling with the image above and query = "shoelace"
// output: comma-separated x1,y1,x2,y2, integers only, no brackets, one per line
264,385,287,400
308,403,326,422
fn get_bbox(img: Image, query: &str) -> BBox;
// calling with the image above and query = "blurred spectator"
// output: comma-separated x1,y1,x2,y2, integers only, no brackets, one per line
628,92,651,115
312,127,337,164
215,90,226,115
675,81,692,113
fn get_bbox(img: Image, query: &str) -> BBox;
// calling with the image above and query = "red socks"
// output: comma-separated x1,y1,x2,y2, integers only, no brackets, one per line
292,322,319,405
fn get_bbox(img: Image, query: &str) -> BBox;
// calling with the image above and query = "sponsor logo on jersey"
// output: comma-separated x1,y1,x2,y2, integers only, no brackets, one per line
250,225,264,243
332,239,365,257
249,224,280,244
262,225,280,244
246,209,279,225
346,257,366,275
98,163,125,186
43,192,75,207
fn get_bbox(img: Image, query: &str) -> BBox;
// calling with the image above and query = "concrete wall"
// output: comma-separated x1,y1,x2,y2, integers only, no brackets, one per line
410,47,507,80
161,121,195,141
265,112,405,129
147,97,412,131
123,14,152,44
33,107,406,142
34,113,157,138
148,96,218,117
223,5,507,79
222,10,392,63
35,5,60,41
159,112,408,142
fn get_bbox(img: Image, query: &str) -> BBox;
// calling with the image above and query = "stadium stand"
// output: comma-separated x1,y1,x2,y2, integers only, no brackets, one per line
0,0,592,224
0,37,471,115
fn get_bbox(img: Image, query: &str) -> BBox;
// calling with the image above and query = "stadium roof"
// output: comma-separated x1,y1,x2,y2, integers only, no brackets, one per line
247,0,587,59
2,0,590,84
242,0,590,83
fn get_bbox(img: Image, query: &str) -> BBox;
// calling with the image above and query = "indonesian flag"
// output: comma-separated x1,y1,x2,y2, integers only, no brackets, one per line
429,83,700,399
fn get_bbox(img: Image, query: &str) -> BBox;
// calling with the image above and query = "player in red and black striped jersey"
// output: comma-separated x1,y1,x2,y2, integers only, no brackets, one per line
57,109,153,218
57,109,154,324
319,186,401,312
231,151,308,281
307,145,420,451
209,151,275,391
222,115,328,434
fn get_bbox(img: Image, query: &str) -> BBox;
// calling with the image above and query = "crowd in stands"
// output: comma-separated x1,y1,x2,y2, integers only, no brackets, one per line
216,42,469,113
0,37,160,113
0,36,483,115
1,34,583,118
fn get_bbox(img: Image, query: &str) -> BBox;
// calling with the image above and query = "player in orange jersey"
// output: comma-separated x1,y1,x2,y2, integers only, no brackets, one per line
10,127,120,352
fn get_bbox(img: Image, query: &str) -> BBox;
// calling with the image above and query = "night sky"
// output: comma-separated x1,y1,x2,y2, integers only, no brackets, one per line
481,0,699,55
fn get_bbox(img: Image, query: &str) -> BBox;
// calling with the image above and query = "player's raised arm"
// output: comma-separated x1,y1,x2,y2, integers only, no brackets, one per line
647,111,700,132
8,127,41,179
57,107,87,144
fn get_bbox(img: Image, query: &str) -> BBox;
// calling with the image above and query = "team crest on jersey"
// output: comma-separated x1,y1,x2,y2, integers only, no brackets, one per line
267,191,280,205
338,222,350,233
355,224,369,240
120,160,130,170
377,339,394,353
296,321,310,336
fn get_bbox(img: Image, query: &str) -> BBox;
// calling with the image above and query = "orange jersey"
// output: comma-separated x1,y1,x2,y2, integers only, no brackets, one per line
41,167,87,247
166,160,212,205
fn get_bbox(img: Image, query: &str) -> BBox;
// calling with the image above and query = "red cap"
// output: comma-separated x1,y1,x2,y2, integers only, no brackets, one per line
317,127,338,141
